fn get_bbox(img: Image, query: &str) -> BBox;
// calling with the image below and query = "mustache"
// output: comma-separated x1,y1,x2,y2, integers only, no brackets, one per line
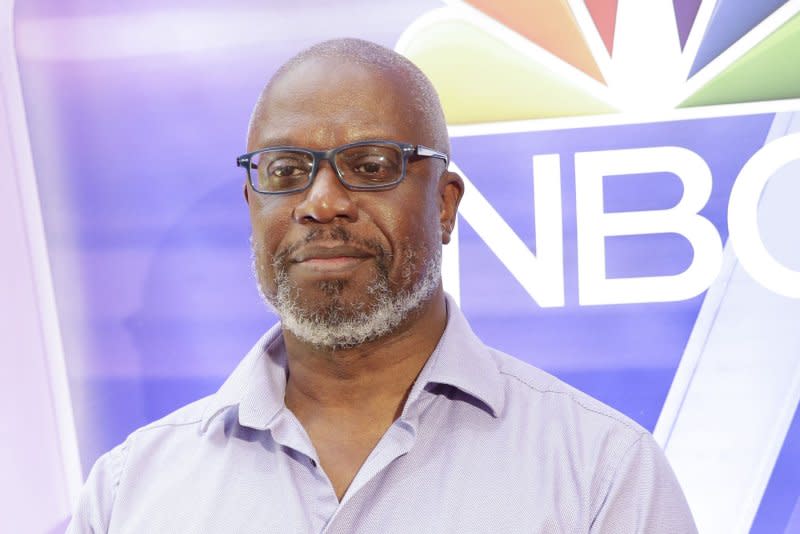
272,226,388,270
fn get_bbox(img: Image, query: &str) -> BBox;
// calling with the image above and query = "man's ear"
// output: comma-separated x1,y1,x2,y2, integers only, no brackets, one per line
438,170,464,244
244,182,250,205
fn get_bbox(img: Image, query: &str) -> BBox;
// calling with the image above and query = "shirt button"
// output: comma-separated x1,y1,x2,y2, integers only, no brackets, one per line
310,458,317,467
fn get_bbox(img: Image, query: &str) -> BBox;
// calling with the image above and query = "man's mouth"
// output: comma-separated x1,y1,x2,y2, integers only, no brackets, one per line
290,244,374,274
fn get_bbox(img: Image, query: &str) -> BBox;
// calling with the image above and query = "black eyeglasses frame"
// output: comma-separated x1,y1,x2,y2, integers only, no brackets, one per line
236,140,449,194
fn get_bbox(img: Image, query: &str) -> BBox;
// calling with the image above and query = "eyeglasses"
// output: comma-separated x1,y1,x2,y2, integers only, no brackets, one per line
236,140,448,194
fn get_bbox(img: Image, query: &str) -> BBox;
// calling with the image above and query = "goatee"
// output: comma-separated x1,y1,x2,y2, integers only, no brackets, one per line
251,229,440,350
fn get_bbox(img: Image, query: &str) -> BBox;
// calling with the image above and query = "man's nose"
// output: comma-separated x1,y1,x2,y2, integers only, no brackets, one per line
292,162,358,224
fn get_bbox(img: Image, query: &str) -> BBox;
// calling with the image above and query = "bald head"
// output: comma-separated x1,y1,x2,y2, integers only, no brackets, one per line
248,38,450,155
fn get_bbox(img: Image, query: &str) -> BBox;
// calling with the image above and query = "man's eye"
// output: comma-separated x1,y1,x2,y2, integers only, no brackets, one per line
353,161,386,174
272,165,305,177
338,146,401,184
267,159,309,178
351,156,396,177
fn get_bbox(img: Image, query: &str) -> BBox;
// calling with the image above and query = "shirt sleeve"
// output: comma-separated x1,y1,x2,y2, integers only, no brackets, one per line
590,432,698,533
65,440,129,534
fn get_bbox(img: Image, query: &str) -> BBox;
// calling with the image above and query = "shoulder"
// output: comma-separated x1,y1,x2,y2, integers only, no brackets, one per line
66,395,220,533
440,297,644,443
487,348,696,533
489,346,645,439
101,394,216,478
484,346,649,499
104,395,221,482
132,395,212,436
113,394,223,473
482,348,696,531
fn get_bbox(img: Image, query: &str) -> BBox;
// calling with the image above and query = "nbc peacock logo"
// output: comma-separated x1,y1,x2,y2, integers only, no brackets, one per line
396,0,800,123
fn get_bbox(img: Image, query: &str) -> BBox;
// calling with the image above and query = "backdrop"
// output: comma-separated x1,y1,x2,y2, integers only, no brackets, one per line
4,1,800,532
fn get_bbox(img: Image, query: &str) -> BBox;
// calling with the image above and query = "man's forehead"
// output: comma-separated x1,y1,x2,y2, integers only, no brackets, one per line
267,57,414,111
250,57,421,149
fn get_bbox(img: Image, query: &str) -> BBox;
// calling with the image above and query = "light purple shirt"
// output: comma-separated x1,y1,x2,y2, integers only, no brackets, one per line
67,296,697,533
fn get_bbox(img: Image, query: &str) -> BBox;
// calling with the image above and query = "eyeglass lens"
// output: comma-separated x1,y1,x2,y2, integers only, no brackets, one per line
252,143,404,192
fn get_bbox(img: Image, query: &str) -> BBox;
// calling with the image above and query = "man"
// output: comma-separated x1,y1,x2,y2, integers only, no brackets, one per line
68,38,697,533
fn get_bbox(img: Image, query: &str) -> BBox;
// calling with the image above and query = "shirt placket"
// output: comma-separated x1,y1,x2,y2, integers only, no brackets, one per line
321,394,431,534
266,407,340,532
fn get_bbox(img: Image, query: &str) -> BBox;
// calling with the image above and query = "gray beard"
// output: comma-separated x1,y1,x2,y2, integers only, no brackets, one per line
251,232,441,350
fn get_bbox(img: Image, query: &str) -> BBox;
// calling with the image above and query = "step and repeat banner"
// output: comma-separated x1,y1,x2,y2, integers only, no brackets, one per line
7,0,800,532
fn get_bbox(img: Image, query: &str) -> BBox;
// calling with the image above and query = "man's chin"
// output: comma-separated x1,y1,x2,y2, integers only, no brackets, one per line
313,282,399,317
289,279,368,310
277,299,393,350
271,278,410,349
261,244,442,349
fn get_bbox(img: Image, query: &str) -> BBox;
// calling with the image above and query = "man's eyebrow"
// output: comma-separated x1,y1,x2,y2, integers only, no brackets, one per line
254,138,297,148
252,134,407,151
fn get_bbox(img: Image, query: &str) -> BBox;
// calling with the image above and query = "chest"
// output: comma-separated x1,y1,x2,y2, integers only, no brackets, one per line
107,416,596,534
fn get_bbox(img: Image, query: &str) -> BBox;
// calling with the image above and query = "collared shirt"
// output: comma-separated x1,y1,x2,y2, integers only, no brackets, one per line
67,296,697,533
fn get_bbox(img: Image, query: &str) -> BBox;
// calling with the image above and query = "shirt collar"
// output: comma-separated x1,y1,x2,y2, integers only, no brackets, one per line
200,324,286,432
200,293,505,432
410,294,504,417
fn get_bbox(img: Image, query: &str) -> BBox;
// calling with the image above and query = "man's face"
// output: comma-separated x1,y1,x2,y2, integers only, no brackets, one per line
245,57,459,348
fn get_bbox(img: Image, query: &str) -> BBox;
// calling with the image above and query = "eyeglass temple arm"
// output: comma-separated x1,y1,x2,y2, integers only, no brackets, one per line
236,156,257,169
416,145,449,166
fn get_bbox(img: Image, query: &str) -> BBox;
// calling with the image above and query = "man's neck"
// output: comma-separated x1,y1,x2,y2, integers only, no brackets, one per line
282,290,448,420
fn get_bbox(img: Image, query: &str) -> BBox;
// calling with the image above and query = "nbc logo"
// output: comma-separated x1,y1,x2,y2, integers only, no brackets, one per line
395,2,800,533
